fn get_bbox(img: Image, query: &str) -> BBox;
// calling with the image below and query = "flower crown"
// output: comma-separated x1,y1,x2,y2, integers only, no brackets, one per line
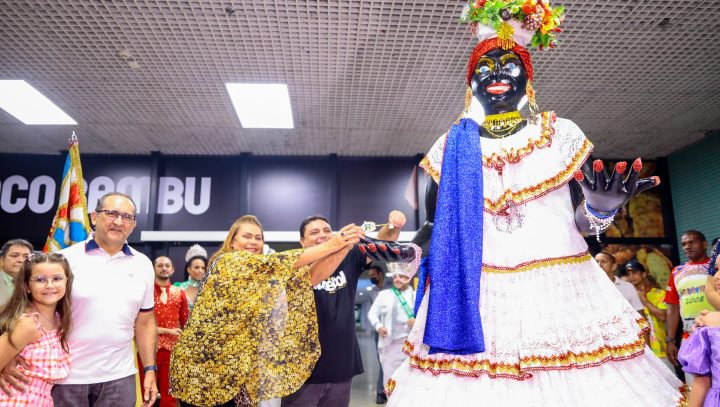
460,0,565,49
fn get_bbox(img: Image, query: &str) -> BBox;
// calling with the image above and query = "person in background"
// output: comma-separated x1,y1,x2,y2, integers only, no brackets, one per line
594,252,644,314
368,247,420,390
0,239,34,307
147,256,188,407
703,239,720,310
626,259,673,371
174,244,207,312
355,265,387,404
665,230,714,382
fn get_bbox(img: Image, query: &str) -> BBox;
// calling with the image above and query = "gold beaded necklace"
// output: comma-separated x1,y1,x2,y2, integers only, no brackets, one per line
481,111,524,138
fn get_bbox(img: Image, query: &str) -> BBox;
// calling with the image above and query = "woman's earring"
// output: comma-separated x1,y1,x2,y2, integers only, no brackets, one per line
527,81,540,122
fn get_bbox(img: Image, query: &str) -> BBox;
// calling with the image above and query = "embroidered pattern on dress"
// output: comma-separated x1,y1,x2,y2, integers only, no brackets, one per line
419,114,594,216
482,111,556,174
483,137,592,214
402,335,647,381
482,252,591,274
385,378,396,396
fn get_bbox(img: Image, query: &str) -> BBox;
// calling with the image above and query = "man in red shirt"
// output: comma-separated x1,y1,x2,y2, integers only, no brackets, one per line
151,256,189,407
664,230,713,383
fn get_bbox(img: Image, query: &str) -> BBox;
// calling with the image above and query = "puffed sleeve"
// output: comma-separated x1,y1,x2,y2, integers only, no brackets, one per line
679,327,712,376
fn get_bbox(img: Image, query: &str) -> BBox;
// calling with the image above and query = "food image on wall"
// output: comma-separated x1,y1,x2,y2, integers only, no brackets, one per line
604,244,674,286
605,160,665,238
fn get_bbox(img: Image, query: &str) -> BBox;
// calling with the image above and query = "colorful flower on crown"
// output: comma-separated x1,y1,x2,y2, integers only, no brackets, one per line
460,0,565,49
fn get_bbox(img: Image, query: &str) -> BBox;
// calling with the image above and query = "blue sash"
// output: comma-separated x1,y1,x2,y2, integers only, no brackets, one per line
419,118,485,355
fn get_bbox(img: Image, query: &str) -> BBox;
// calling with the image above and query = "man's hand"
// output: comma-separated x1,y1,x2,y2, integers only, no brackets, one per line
378,327,388,337
332,224,365,251
0,356,30,396
141,371,158,407
666,341,679,366
388,210,407,229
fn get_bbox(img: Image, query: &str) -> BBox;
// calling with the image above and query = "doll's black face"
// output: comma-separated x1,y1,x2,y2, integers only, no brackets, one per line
470,48,528,114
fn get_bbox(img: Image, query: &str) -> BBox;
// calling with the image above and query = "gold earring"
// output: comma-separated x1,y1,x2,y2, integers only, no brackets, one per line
527,81,540,122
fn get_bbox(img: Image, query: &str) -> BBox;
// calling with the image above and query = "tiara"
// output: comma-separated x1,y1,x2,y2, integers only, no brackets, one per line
185,244,208,262
460,0,565,49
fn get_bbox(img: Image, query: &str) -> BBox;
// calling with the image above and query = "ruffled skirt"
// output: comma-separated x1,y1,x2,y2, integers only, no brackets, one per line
387,253,685,406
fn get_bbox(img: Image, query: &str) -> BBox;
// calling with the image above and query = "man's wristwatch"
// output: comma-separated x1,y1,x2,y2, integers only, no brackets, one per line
143,365,158,373
664,337,675,344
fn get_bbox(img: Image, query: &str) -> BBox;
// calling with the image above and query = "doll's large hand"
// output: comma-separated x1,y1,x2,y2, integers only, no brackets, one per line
358,236,416,263
573,158,660,212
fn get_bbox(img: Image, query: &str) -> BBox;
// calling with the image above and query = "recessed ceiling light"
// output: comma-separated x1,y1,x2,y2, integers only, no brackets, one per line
225,83,294,129
0,80,77,125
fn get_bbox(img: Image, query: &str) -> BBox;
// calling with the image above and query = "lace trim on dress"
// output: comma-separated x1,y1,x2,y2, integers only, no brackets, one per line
402,330,648,381
420,113,593,215
483,137,591,214
482,252,591,274
482,112,556,175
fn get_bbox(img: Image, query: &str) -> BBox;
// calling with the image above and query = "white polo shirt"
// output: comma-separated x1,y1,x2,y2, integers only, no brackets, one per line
60,237,154,384
613,277,644,311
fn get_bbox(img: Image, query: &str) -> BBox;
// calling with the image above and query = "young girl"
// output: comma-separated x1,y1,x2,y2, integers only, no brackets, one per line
680,310,720,407
0,253,72,406
681,240,720,407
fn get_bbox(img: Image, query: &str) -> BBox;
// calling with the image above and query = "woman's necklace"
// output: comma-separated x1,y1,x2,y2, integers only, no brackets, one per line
482,111,525,138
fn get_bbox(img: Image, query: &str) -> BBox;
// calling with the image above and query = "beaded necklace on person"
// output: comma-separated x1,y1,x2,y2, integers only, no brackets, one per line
481,111,524,138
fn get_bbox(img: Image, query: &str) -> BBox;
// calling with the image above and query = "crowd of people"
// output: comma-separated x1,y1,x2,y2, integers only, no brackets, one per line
1,2,719,405
0,192,418,407
0,190,717,407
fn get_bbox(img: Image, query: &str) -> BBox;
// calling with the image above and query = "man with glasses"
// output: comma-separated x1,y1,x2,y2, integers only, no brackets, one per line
9,192,158,406
0,239,33,306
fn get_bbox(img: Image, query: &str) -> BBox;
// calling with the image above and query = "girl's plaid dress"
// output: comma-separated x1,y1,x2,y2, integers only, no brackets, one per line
0,313,71,406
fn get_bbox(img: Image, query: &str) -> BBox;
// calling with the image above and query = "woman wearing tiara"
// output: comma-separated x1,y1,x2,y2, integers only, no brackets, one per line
174,244,208,312
386,1,685,405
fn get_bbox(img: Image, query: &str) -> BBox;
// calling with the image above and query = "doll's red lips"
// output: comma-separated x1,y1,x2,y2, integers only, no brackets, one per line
486,83,511,94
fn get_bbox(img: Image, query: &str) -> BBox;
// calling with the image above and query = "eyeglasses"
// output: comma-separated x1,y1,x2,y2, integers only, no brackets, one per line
30,275,67,286
97,209,136,223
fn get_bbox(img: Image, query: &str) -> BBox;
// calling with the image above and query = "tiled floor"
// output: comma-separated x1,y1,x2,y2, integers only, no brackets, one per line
350,330,384,407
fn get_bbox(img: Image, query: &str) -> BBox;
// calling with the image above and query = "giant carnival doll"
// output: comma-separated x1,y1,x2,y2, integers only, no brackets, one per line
385,1,686,405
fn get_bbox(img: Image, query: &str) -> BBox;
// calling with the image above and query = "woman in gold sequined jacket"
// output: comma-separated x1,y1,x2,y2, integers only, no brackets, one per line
170,215,365,407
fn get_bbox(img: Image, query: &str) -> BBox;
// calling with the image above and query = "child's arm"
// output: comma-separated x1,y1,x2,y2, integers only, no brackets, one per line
687,375,711,407
699,311,720,328
0,317,39,370
705,276,720,310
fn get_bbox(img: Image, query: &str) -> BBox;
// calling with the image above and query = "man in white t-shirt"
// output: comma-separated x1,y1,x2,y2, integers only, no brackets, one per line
0,192,159,407
595,251,644,314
